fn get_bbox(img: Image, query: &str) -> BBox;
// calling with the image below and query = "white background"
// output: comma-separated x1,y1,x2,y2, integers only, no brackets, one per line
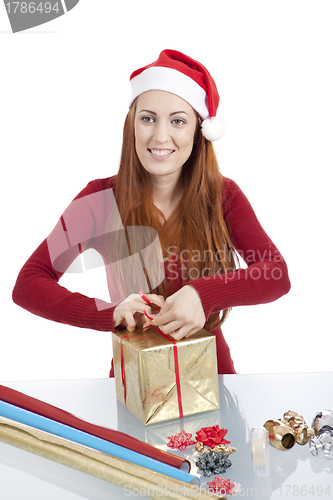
1,1,332,381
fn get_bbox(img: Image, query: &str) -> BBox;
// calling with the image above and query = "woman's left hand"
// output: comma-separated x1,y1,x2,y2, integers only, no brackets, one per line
151,285,206,340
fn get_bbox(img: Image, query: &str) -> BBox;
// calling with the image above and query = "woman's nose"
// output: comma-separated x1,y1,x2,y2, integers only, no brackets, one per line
154,120,170,143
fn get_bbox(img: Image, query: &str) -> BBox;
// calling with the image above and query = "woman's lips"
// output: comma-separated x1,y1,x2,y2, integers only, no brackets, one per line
148,149,175,161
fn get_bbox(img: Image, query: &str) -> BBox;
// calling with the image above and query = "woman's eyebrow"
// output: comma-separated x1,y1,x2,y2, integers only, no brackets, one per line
170,111,189,116
138,109,156,115
138,109,189,116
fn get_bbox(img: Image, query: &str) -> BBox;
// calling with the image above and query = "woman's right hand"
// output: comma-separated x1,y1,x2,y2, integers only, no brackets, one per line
113,293,165,332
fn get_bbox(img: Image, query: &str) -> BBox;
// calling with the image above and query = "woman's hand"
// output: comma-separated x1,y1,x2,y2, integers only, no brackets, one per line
113,293,165,332
151,285,206,340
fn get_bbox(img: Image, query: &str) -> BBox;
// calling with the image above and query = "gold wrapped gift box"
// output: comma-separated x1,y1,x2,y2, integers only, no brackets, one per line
112,328,220,425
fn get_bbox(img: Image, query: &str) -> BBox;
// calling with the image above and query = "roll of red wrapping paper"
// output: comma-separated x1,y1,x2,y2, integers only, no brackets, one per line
0,385,191,472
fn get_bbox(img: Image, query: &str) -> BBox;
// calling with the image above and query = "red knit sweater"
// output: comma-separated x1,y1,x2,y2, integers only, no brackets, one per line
12,176,290,374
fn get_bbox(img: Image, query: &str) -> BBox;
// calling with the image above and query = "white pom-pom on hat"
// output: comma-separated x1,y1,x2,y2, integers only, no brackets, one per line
130,49,227,142
201,117,227,142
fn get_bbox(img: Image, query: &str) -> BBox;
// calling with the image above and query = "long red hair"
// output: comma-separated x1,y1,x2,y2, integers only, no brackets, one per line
114,100,237,330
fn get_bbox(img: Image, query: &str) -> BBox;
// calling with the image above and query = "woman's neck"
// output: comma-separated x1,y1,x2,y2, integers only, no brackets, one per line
151,176,182,220
151,173,181,202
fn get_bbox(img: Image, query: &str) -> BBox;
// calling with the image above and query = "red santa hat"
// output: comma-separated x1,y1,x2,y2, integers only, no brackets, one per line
129,49,226,142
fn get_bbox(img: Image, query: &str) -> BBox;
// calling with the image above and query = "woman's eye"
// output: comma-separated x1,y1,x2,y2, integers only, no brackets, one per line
142,116,154,123
172,119,185,125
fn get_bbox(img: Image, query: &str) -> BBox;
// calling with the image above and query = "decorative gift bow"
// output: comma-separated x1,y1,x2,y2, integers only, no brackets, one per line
196,425,231,449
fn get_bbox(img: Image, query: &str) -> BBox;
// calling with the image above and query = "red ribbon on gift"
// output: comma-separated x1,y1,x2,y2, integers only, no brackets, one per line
120,332,130,407
120,325,184,419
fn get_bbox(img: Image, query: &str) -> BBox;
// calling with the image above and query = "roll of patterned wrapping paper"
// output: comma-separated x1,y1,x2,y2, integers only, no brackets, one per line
0,417,224,500
0,400,199,486
0,384,190,472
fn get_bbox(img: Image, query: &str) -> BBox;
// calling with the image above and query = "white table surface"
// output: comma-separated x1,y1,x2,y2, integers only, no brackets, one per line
0,373,332,499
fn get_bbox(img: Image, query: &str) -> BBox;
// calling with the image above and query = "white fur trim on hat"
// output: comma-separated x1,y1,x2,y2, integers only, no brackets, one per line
130,67,209,120
201,117,227,141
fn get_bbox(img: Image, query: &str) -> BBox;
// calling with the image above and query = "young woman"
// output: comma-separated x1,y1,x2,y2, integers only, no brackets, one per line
12,50,291,375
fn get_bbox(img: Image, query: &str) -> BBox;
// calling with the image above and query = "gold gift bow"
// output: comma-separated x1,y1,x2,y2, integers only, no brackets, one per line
0,416,225,500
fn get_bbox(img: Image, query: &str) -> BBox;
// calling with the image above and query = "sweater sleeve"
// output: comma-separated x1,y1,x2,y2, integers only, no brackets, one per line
12,178,119,332
187,177,291,320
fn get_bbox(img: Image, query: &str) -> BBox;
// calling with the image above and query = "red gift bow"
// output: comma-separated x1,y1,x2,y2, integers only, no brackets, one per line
120,324,184,419
196,425,231,448
167,430,195,450
207,476,238,496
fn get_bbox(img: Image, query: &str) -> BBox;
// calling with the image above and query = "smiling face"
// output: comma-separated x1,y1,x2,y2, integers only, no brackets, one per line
134,90,198,185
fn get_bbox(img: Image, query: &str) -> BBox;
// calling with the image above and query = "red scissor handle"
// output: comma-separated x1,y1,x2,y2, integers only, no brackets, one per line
139,290,161,320
139,290,161,309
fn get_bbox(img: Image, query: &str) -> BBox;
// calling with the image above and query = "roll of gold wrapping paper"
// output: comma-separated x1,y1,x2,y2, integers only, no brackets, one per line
0,417,225,500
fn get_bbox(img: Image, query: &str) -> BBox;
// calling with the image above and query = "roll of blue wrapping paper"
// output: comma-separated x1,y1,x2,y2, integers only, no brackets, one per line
0,401,200,486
